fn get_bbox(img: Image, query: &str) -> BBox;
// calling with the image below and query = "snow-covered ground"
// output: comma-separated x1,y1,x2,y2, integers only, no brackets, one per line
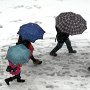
0,0,90,90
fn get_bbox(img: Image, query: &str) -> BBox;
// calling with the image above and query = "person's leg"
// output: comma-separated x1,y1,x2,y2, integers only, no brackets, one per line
16,73,25,82
30,55,42,65
5,74,23,85
4,75,18,85
50,43,63,56
5,77,14,85
65,37,76,53
5,73,25,85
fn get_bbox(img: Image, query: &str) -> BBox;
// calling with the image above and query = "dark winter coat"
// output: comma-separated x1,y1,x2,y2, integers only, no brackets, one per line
56,26,69,43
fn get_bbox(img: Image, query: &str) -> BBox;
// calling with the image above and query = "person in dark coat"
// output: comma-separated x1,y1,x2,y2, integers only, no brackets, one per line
50,26,77,56
16,35,42,64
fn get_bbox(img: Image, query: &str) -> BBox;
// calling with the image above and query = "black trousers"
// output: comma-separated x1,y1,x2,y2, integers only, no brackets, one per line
11,73,21,80
50,37,74,53
6,73,21,81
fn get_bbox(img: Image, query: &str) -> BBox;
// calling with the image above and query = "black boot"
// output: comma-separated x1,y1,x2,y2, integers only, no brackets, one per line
31,55,42,65
33,59,42,65
5,77,13,85
50,52,57,56
17,78,25,83
16,74,25,83
69,50,77,53
88,67,90,71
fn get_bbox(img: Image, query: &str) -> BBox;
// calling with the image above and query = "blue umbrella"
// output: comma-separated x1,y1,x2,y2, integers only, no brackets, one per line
6,44,30,65
17,23,45,43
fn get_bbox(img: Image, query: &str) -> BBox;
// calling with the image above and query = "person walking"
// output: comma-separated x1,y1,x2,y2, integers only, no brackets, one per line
50,26,77,56
16,36,42,64
50,12,87,56
5,61,25,85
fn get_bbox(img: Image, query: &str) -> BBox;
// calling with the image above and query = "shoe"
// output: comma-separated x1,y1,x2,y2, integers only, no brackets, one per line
69,50,77,53
5,77,13,85
17,78,25,83
88,67,90,71
50,52,57,56
33,59,42,65
5,79,10,85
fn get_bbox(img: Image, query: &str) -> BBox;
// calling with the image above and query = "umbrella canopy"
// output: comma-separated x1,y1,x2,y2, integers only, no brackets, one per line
17,23,45,43
6,44,30,65
56,12,87,35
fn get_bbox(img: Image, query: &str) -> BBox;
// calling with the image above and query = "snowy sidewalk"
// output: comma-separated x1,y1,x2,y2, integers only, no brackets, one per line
0,0,90,89
0,32,90,90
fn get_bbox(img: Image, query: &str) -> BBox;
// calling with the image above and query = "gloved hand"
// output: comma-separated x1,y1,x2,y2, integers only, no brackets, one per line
6,66,17,72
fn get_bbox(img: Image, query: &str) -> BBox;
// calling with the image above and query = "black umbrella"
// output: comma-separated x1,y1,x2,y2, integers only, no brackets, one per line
56,12,87,35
